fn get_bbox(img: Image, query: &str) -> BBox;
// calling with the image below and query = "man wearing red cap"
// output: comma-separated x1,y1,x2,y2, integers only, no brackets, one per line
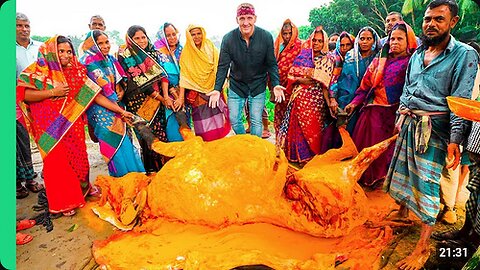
207,3,286,138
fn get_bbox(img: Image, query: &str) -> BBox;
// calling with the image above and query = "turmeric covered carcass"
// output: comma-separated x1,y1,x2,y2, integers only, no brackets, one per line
94,125,397,238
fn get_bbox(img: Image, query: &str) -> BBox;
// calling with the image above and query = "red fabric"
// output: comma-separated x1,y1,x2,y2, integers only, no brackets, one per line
31,66,90,213
284,84,326,161
273,19,302,134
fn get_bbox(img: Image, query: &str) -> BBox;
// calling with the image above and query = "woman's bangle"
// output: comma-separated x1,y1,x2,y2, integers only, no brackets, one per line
49,89,55,97
152,92,159,100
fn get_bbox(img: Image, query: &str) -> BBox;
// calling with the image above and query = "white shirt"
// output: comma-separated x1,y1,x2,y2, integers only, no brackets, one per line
16,38,42,120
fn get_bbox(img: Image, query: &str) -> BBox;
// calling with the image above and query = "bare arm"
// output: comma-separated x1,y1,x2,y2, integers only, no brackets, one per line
24,84,70,103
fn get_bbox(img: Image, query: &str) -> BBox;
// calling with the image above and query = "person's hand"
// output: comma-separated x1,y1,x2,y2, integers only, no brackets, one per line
53,84,70,97
120,110,134,123
207,90,220,108
344,103,357,115
164,96,174,110
446,143,461,170
173,98,184,112
273,85,286,103
328,98,338,117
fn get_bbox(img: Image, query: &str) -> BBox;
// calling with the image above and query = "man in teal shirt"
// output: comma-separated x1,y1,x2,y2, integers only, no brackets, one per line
383,0,479,269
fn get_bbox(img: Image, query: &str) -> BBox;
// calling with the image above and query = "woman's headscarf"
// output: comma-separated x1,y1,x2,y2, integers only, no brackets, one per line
81,30,126,100
274,19,302,86
274,19,301,58
289,26,332,88
371,21,417,89
334,31,355,61
154,23,183,85
179,24,219,94
118,26,166,89
80,30,128,162
17,36,101,158
352,27,381,77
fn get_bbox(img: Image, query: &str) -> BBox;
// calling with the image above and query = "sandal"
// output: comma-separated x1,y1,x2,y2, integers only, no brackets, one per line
25,181,44,193
62,210,76,217
88,185,101,197
16,233,33,245
16,219,36,231
16,186,29,199
262,130,272,139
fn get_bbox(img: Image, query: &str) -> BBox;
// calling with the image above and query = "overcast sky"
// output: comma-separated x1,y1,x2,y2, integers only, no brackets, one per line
17,0,331,40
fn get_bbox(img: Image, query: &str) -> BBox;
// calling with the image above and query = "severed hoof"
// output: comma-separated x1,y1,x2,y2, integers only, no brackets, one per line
119,189,147,226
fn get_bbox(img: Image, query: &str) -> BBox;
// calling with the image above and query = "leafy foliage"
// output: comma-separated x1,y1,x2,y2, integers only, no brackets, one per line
305,0,479,42
31,35,50,43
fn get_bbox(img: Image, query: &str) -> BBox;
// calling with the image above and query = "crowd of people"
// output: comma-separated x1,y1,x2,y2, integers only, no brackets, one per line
15,0,480,269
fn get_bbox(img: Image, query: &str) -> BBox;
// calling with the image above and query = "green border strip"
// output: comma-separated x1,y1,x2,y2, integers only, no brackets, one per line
0,0,16,269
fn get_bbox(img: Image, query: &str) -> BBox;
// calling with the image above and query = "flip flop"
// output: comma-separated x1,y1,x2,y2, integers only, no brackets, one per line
262,130,272,139
88,185,101,197
16,233,33,245
25,181,44,193
62,209,76,217
16,219,36,231
16,186,29,199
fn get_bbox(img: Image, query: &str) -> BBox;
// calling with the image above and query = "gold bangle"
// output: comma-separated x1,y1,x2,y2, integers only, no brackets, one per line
49,89,55,97
153,92,159,100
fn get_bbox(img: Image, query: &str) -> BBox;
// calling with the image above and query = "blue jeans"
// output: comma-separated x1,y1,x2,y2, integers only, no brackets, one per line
227,89,265,137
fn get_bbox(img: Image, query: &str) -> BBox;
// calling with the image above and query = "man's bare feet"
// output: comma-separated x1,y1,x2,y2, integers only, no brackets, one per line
397,223,433,270
396,247,430,270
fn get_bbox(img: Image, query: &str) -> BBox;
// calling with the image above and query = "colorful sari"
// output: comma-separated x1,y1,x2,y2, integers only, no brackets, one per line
328,31,355,89
17,36,101,213
273,19,302,135
179,24,230,141
154,24,185,142
329,27,381,134
351,22,417,187
118,32,168,173
80,31,145,177
277,27,334,163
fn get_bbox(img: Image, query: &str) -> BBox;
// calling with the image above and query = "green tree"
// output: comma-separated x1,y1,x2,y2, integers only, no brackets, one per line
67,35,83,52
106,30,124,46
307,0,402,38
401,0,480,41
31,35,50,43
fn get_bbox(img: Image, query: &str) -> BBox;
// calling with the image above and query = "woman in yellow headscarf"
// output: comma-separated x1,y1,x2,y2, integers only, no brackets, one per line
179,24,230,141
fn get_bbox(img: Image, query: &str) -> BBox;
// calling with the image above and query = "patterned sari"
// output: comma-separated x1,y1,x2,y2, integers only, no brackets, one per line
154,24,185,142
329,27,381,134
80,31,145,177
273,19,302,135
179,24,230,141
17,36,101,213
118,32,168,173
277,27,334,163
351,22,418,187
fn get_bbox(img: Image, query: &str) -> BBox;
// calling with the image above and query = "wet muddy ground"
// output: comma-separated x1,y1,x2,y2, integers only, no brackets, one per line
16,129,472,270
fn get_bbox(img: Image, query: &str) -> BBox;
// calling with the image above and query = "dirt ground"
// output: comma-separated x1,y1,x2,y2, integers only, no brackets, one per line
16,128,473,270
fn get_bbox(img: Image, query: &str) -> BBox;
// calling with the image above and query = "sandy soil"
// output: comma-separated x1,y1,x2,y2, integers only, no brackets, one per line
16,128,473,270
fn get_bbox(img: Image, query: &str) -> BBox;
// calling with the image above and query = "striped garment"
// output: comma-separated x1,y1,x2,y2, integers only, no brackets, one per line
384,114,449,225
466,152,480,235
467,122,480,154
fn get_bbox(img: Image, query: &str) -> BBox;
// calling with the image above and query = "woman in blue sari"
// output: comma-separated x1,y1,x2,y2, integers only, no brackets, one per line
80,30,145,177
154,22,189,142
328,27,381,134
